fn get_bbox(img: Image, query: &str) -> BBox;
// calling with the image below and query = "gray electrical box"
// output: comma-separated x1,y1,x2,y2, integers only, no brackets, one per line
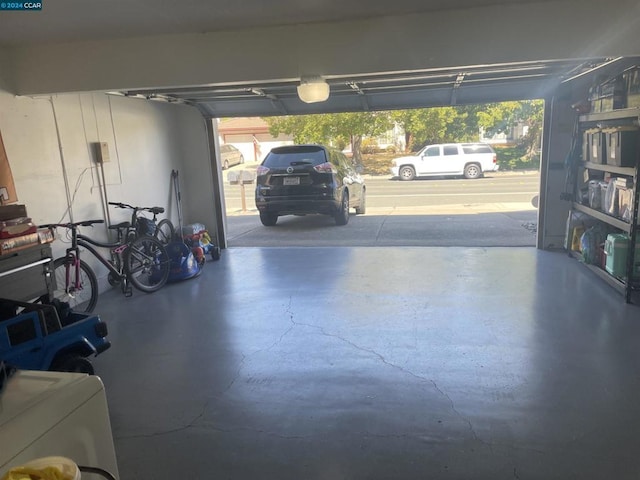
94,142,110,163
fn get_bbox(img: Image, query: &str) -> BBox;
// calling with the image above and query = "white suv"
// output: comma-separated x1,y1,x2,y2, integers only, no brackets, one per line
391,143,499,180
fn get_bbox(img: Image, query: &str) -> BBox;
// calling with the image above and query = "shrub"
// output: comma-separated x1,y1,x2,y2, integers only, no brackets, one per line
361,138,379,154
495,145,540,170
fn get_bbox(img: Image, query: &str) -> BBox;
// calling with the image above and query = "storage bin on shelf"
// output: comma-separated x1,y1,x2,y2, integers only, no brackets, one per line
616,177,635,222
604,125,640,167
588,179,607,209
583,128,605,163
623,66,640,109
604,233,640,278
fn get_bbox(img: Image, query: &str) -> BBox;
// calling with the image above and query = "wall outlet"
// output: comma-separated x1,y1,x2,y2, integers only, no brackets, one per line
94,142,110,163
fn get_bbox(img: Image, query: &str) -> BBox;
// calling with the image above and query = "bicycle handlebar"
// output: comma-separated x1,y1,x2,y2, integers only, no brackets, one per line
108,202,164,214
40,219,105,229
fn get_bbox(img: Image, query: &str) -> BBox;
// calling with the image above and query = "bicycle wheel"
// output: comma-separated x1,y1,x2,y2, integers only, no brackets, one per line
124,235,170,293
154,218,175,245
51,257,99,313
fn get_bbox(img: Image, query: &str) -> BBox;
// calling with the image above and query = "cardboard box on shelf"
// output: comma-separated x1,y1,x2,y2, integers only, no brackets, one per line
0,204,27,221
0,232,40,255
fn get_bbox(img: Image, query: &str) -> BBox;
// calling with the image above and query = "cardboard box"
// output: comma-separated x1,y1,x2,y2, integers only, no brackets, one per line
0,232,40,255
0,204,27,221
37,228,55,244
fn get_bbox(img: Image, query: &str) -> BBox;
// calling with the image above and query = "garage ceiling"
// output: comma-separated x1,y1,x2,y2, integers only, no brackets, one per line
0,0,633,117
0,0,556,46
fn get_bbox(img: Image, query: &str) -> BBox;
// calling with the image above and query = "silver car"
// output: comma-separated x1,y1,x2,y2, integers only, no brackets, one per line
220,144,245,170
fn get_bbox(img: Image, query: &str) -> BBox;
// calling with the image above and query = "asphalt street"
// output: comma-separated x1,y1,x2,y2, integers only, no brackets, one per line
222,171,540,247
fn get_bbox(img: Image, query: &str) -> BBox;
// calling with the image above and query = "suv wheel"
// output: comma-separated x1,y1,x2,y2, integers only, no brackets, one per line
399,166,415,181
335,192,349,226
464,163,482,179
260,211,278,226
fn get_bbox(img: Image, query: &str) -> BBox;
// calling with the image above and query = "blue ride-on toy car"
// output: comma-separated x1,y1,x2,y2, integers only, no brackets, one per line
0,298,110,375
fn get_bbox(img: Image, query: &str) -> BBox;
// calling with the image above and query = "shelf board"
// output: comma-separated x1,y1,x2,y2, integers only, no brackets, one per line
569,250,626,296
572,202,631,233
580,108,640,123
582,162,636,177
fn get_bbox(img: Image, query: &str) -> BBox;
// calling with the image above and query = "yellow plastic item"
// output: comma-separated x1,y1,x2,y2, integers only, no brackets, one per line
571,226,585,252
1,457,79,480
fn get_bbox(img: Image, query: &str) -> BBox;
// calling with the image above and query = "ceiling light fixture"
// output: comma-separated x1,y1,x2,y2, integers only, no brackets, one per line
297,76,330,103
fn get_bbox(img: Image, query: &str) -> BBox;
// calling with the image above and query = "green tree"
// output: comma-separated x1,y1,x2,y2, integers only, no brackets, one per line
390,107,482,152
264,112,391,163
476,100,544,158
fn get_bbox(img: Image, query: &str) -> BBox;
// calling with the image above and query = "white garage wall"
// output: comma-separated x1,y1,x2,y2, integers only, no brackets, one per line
0,48,12,92
0,90,213,290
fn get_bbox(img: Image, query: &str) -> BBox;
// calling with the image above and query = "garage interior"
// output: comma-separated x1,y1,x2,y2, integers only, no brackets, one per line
2,0,640,479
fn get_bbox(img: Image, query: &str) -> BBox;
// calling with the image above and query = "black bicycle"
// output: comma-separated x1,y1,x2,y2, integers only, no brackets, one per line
42,219,171,313
108,201,176,245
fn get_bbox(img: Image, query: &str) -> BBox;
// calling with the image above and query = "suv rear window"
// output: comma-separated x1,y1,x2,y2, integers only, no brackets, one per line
263,146,327,167
462,144,494,154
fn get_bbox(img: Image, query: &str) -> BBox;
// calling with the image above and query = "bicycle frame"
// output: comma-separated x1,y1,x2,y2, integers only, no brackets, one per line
59,222,126,288
76,234,127,280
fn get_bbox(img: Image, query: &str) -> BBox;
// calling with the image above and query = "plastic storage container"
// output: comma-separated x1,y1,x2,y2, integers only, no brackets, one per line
583,128,604,163
604,126,639,167
588,180,603,209
624,66,640,108
604,233,640,278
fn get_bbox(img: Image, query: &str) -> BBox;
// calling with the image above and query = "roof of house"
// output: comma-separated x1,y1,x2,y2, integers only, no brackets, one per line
218,117,271,135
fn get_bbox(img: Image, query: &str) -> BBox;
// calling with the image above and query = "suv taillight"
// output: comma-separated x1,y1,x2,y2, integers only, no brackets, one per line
492,154,497,164
256,165,270,176
313,162,336,173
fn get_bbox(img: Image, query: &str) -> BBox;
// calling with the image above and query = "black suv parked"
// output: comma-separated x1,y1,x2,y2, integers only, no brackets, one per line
255,145,366,226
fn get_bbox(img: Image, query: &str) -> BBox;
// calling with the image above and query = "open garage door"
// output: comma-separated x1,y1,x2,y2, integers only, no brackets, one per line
117,58,638,249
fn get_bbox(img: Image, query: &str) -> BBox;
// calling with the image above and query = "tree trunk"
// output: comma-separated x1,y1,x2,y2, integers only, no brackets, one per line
351,135,363,164
404,132,414,152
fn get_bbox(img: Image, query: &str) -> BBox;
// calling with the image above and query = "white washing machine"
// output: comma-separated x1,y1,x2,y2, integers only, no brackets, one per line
0,370,119,479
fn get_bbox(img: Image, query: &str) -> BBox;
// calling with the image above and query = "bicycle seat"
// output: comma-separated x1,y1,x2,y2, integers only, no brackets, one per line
108,222,130,230
149,207,164,215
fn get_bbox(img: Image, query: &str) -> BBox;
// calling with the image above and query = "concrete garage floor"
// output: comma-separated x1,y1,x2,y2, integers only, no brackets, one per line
92,247,640,480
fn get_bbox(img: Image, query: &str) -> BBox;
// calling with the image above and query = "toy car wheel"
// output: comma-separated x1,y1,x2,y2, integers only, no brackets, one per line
53,355,94,375
211,246,221,261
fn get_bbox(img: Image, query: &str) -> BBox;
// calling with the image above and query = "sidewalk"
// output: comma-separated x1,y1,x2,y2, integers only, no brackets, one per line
226,202,536,217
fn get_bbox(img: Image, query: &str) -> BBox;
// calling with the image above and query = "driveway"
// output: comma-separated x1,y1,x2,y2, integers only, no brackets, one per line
223,171,539,247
